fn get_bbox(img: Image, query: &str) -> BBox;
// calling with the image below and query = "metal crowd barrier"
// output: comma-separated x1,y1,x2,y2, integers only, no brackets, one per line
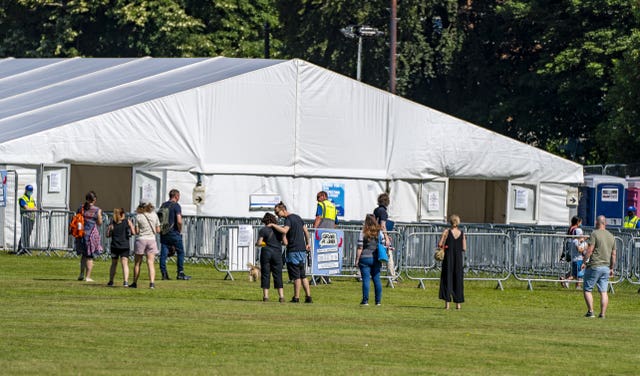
513,233,625,291
15,209,50,256
48,210,75,257
8,212,637,291
402,231,510,290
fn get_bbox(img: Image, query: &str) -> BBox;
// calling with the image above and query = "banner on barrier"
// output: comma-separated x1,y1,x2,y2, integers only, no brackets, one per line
312,229,344,275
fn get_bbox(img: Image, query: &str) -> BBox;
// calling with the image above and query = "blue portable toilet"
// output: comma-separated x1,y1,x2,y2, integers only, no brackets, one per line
579,175,627,227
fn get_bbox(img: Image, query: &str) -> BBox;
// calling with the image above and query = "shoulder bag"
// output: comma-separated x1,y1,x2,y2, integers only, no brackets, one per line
377,231,389,263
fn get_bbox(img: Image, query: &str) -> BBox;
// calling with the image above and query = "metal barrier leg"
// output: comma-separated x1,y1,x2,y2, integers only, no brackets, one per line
417,279,425,289
385,276,395,289
495,280,504,291
224,272,234,281
608,283,615,294
15,248,32,256
527,280,534,290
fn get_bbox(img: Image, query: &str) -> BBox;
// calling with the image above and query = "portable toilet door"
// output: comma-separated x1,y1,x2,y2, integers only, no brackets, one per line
580,175,627,227
625,177,640,211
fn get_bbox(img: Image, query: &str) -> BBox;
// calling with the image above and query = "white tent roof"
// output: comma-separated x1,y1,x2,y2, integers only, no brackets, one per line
0,57,582,183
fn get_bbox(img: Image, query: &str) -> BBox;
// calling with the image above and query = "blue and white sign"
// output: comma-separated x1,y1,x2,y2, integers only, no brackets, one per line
311,229,344,276
322,183,344,217
0,170,6,207
249,193,281,211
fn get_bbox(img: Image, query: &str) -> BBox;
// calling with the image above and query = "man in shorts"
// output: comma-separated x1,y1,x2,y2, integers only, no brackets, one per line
270,201,313,303
582,215,616,319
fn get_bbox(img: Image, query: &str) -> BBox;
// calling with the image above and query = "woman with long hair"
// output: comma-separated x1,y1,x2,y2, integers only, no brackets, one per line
354,214,383,306
438,214,467,310
75,191,103,282
106,208,135,287
132,202,160,289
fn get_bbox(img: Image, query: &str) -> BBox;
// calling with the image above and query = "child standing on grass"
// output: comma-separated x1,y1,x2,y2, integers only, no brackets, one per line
106,208,135,287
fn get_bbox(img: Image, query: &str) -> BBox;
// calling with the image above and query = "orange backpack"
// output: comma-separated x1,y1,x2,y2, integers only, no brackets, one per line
69,208,85,238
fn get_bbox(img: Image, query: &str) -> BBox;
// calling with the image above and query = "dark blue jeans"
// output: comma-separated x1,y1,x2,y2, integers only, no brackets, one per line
160,232,185,275
358,257,382,304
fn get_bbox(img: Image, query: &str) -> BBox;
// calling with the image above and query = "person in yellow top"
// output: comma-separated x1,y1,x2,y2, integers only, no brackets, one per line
17,184,37,255
623,206,640,229
313,191,338,284
313,191,338,229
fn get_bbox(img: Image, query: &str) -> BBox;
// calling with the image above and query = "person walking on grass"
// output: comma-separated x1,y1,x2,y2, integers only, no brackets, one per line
132,202,161,289
582,215,616,319
270,202,313,303
159,189,191,281
106,208,135,287
354,214,383,306
75,191,103,282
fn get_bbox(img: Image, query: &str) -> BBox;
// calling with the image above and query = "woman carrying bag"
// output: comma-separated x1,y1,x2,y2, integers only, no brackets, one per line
438,214,467,310
354,214,384,306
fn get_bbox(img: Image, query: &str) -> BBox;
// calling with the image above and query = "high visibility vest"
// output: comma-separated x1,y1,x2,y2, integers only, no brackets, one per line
624,215,639,229
20,194,36,220
319,200,337,221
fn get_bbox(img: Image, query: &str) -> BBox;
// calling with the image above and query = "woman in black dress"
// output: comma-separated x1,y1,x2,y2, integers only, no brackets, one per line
438,214,467,310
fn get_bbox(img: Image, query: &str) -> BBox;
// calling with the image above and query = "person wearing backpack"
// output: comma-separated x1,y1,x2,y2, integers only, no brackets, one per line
75,191,103,282
158,189,191,281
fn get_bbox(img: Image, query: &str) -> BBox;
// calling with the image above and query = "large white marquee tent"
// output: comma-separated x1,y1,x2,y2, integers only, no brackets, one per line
0,57,582,247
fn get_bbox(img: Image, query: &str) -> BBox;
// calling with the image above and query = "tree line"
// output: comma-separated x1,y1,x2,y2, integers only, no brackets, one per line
2,0,638,164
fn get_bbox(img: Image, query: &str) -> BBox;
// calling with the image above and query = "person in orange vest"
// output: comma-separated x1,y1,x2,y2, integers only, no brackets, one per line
623,206,640,229
17,184,37,255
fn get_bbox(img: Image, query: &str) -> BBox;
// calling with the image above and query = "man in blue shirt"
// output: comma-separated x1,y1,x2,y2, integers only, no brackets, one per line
159,189,191,280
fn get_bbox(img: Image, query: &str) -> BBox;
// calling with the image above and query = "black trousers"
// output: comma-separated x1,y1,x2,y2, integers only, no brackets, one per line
260,248,284,289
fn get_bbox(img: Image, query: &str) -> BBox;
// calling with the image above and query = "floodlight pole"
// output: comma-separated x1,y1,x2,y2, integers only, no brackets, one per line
341,25,383,82
356,35,363,81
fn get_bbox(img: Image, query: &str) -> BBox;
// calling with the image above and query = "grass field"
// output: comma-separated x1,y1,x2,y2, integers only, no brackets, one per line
1,253,639,375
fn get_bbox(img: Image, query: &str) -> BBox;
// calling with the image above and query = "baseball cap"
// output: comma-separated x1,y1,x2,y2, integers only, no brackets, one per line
25,184,33,191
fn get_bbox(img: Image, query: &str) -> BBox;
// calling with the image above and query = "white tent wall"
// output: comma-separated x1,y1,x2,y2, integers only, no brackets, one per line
200,61,298,175
537,183,576,225
386,95,583,183
182,173,387,221
295,61,389,179
388,180,421,222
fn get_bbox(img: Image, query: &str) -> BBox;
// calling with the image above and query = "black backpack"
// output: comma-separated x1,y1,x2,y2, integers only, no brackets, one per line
561,227,576,262
157,202,175,235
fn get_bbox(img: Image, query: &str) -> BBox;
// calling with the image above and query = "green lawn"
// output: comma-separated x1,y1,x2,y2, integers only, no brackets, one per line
1,253,639,375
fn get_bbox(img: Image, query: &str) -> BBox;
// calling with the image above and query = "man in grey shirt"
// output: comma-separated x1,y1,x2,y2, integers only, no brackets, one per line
582,215,616,318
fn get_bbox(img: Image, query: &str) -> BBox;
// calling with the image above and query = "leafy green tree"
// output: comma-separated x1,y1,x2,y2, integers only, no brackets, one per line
439,0,638,163
597,29,640,163
275,0,463,96
0,0,279,58
184,0,281,58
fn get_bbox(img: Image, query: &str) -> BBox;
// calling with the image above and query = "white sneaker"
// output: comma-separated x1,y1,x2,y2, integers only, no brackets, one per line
85,278,94,282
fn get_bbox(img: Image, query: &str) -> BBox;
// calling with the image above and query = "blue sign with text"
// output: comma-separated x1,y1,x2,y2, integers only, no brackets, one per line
322,183,344,217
